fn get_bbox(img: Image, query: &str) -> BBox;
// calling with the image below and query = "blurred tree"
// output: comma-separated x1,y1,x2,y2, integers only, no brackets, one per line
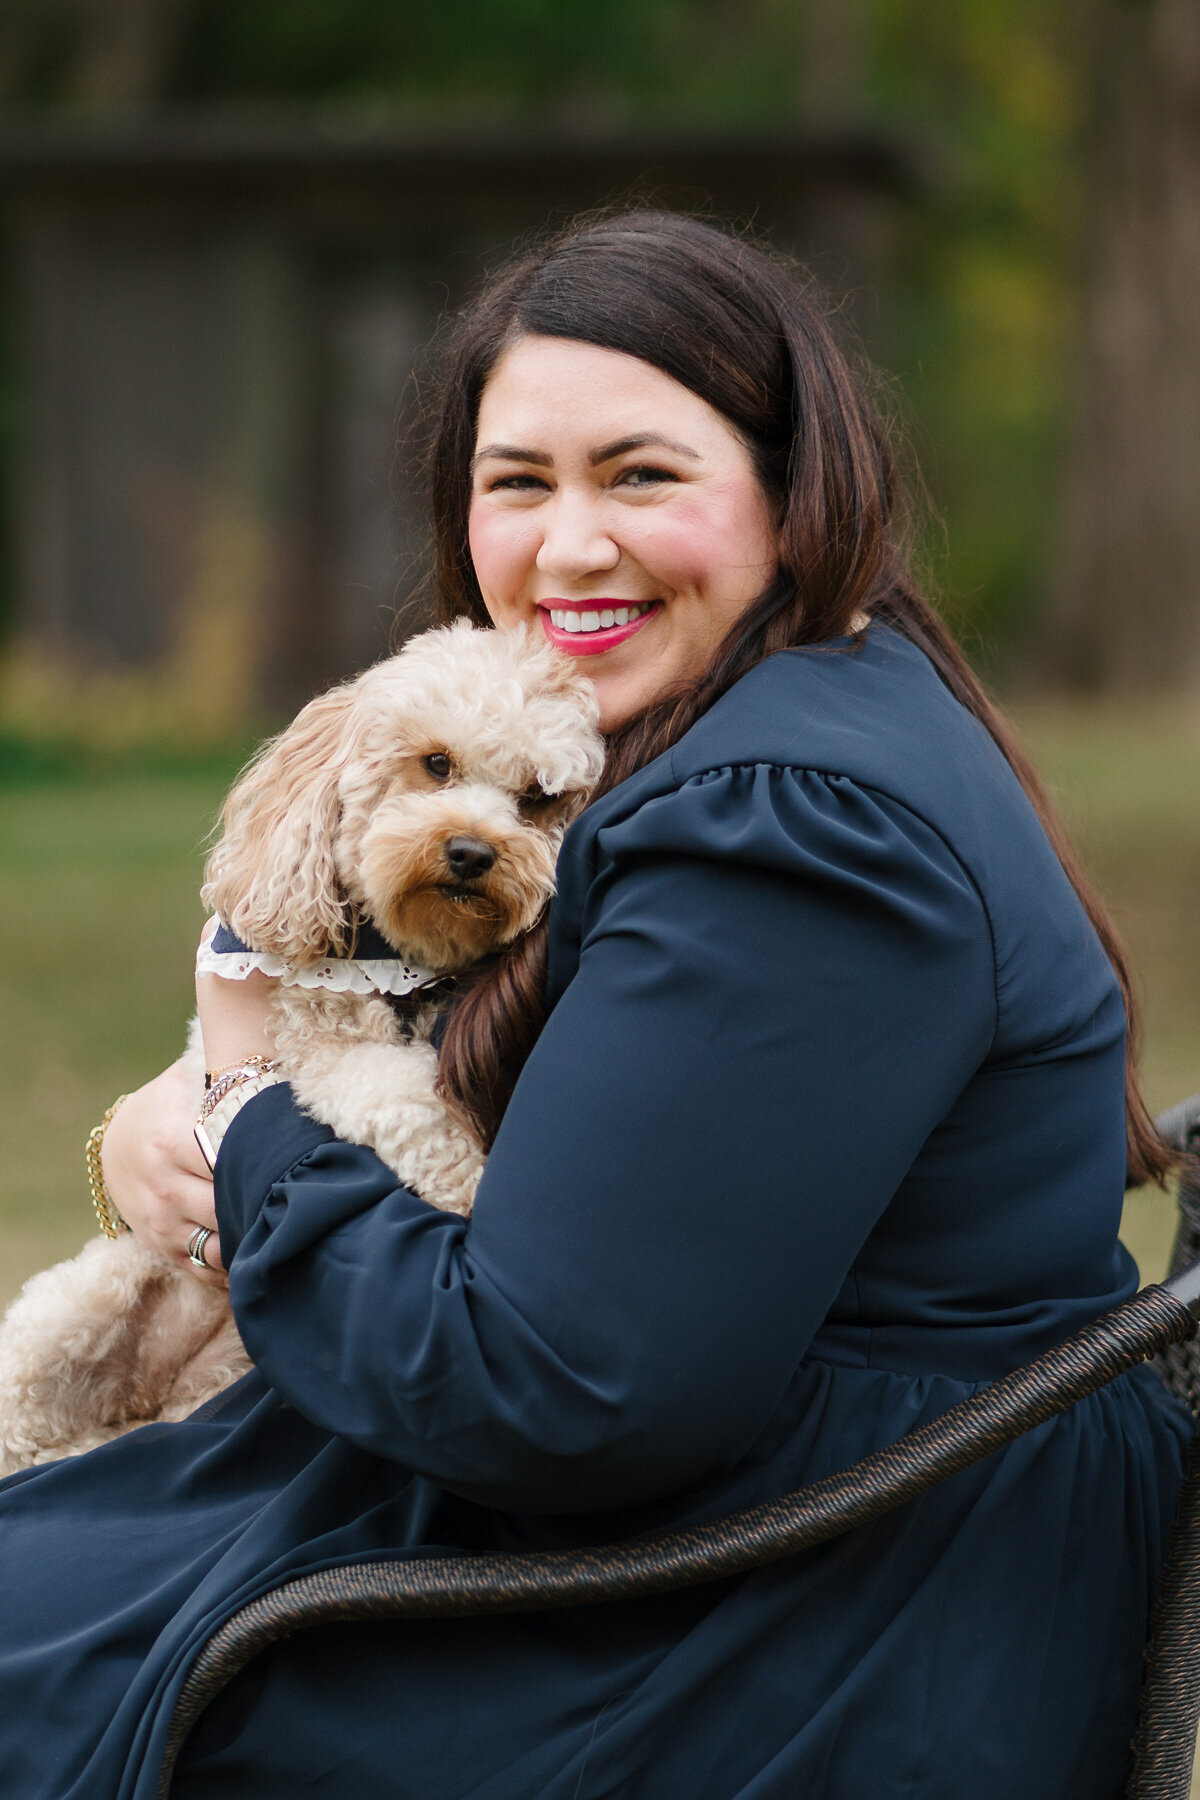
69,0,190,106
0,0,1142,684
0,0,809,123
872,0,1079,665
0,0,188,106
800,0,867,128
1044,0,1200,692
168,0,803,123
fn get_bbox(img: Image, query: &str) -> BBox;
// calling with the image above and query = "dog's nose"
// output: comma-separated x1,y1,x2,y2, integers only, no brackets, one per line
444,836,496,882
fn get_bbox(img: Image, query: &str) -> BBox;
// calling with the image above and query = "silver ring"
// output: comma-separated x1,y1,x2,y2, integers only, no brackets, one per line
187,1226,214,1271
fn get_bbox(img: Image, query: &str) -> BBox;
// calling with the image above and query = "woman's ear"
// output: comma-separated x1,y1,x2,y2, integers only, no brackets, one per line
202,682,361,967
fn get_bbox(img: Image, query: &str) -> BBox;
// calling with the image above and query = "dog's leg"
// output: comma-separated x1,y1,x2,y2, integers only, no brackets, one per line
156,1312,253,1423
0,1236,239,1471
275,990,485,1217
0,1026,254,1472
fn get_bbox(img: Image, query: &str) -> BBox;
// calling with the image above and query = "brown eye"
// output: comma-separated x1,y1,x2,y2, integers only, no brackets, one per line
424,754,452,780
518,783,553,816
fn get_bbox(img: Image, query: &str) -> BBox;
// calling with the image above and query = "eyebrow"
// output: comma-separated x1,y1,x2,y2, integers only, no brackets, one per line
588,434,702,465
470,444,552,473
469,433,703,474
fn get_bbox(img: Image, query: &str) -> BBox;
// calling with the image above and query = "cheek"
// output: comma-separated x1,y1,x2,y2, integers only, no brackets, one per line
467,507,539,615
625,514,713,593
701,482,776,583
636,500,773,602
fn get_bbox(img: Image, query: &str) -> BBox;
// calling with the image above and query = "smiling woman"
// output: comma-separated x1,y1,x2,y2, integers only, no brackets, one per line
468,338,776,728
0,212,1189,1800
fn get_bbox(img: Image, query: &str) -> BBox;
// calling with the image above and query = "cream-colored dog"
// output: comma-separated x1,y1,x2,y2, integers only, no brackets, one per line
0,622,603,1473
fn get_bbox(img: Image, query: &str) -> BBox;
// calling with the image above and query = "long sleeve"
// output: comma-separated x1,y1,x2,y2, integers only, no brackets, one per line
214,764,997,1513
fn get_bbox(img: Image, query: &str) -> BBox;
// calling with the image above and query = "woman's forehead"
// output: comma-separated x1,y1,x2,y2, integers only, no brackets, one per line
474,336,733,455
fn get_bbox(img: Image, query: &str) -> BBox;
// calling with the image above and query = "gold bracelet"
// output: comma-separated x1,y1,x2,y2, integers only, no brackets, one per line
204,1053,278,1091
199,1058,282,1121
86,1096,131,1239
194,1069,284,1171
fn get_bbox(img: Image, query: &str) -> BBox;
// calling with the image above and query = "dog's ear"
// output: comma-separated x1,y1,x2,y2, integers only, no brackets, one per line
202,682,361,966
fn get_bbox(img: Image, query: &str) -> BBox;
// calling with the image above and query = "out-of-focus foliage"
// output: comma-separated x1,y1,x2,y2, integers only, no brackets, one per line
2,0,809,120
172,0,808,122
177,0,1084,662
0,0,1086,670
872,0,1080,664
0,249,14,643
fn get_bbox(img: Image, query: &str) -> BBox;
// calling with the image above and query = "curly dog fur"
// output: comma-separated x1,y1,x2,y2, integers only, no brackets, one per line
0,623,602,1473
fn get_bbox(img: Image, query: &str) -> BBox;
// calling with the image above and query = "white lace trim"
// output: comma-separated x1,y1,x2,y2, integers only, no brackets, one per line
195,939,439,998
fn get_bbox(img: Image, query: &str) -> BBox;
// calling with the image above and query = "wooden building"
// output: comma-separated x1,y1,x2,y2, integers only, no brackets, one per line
0,113,910,736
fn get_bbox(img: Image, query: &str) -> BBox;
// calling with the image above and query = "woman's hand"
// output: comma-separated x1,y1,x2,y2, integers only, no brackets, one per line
99,924,279,1285
100,1059,227,1284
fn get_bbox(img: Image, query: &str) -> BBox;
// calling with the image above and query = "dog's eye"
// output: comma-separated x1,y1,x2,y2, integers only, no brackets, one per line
518,783,553,815
424,754,452,780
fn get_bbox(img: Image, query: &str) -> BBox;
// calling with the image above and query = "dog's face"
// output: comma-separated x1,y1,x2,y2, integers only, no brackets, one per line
340,710,586,972
204,622,605,973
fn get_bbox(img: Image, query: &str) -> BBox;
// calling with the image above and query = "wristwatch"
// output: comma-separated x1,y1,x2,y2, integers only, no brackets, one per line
194,1065,283,1171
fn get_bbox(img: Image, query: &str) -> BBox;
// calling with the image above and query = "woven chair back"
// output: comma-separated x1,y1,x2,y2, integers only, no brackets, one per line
1126,1101,1200,1800
1158,1126,1200,1414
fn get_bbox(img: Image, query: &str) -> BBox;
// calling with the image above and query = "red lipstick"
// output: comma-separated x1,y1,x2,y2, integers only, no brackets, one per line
537,600,660,657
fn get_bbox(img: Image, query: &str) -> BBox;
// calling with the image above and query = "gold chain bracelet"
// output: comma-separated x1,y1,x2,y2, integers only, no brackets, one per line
204,1053,280,1094
86,1095,132,1239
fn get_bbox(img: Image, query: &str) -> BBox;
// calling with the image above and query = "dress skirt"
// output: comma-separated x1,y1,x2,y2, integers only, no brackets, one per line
0,1358,1188,1800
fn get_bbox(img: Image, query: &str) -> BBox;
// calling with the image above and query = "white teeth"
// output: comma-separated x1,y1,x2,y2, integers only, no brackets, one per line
548,603,650,635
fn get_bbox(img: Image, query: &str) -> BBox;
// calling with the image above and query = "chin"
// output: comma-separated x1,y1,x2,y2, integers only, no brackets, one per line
590,666,672,734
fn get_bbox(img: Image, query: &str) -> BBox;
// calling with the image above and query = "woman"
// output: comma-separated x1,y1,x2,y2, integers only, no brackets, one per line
0,212,1189,1800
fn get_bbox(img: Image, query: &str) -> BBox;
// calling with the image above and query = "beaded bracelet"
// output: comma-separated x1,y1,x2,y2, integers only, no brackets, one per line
86,1096,132,1239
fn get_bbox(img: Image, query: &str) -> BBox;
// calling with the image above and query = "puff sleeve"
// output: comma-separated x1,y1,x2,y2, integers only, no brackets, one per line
214,765,997,1512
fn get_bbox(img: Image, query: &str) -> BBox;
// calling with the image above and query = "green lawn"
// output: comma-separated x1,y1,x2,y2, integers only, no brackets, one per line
0,772,228,1298
1,702,1198,1306
1009,700,1200,1286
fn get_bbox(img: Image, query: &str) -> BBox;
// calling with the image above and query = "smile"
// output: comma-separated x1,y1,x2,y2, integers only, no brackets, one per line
538,601,660,656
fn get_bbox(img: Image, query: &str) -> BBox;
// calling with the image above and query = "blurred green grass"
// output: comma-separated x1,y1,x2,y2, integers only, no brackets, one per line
0,771,228,1297
1010,699,1200,1287
1,702,1198,1307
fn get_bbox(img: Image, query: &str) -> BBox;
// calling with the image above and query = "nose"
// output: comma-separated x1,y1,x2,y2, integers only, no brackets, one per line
444,836,496,882
535,490,620,580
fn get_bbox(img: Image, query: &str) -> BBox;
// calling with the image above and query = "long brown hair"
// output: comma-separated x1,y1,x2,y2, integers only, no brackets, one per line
427,211,1170,1185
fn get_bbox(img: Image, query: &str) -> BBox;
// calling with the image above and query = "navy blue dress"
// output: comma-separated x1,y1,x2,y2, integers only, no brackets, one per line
0,627,1190,1799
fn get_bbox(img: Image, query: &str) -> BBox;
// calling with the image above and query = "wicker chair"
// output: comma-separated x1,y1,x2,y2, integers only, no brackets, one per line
156,1097,1200,1800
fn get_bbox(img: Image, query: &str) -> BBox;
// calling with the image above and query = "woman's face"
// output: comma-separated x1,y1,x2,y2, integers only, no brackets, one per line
468,335,778,732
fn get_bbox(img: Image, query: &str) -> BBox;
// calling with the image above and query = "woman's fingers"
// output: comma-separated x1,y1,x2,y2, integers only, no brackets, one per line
101,1057,214,1263
176,1169,218,1228
103,1068,230,1284
181,1214,228,1286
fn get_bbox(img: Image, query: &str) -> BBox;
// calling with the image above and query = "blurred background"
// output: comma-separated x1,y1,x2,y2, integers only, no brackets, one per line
0,0,1198,1302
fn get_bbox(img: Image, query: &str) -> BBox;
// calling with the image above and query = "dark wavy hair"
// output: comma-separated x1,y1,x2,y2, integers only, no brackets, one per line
425,210,1171,1186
